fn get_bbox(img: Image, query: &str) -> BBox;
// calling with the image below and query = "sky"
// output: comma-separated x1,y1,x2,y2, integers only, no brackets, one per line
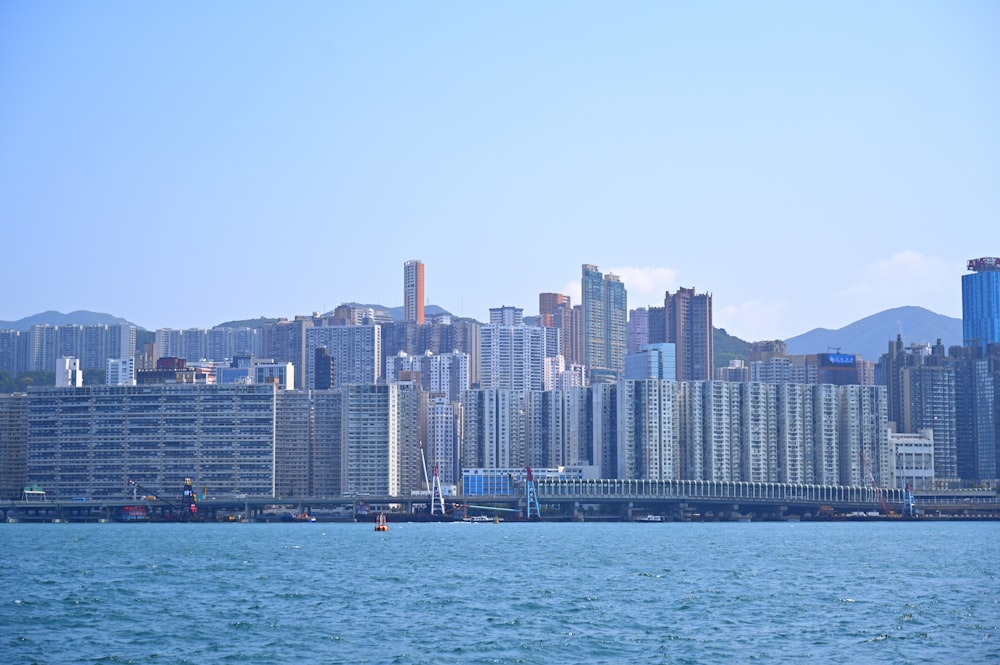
2,2,998,340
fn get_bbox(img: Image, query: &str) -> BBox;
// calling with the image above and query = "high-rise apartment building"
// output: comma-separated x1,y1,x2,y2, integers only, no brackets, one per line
664,287,713,382
0,329,22,375
107,324,137,367
340,383,419,497
0,323,135,377
275,390,312,498
461,389,528,470
207,328,234,362
952,347,1000,484
56,325,84,362
742,382,778,482
480,306,556,391
154,328,184,361
616,379,681,481
426,395,460,485
263,316,322,390
55,357,82,387
26,384,280,499
182,328,207,363
305,324,381,389
28,324,56,373
838,384,891,487
963,257,1000,353
581,264,627,379
879,337,958,484
106,358,136,386
386,350,470,402
627,308,650,354
539,293,570,327
0,393,28,500
404,259,425,325
539,294,581,367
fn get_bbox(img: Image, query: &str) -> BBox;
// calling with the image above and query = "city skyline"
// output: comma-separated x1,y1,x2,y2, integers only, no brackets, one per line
0,260,974,339
2,3,997,340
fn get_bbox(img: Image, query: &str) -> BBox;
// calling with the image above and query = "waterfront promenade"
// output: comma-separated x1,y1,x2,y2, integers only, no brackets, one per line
3,479,998,522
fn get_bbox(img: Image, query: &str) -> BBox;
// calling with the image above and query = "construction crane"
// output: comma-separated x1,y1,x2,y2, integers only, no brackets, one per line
127,477,199,520
420,449,446,516
524,467,541,520
859,450,893,516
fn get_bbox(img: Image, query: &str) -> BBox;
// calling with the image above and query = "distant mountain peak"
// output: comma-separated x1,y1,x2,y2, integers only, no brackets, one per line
784,306,961,359
0,310,141,331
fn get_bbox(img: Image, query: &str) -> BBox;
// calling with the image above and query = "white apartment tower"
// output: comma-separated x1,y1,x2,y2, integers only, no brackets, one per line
480,306,557,391
386,350,470,402
742,382,779,482
461,389,527,470
426,396,460,485
305,325,381,389
55,357,82,387
106,358,136,386
617,379,681,480
838,384,891,488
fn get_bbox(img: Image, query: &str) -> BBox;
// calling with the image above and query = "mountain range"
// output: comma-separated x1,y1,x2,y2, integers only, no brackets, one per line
0,310,138,331
783,306,962,360
2,305,963,363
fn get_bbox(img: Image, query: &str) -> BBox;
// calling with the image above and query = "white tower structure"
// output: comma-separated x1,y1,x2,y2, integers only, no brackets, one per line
55,357,82,387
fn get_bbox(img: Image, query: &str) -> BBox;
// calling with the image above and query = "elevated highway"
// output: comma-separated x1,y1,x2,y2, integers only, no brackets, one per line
2,480,997,522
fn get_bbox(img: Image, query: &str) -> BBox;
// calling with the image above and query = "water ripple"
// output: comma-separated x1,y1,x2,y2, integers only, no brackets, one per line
3,522,1000,664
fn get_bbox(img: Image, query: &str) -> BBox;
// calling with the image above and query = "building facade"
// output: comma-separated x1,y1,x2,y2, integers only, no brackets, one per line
963,257,1000,353
26,384,280,500
582,264,627,379
479,307,555,391
624,343,677,381
664,287,714,382
404,259,425,325
106,358,136,386
0,393,29,500
305,324,381,390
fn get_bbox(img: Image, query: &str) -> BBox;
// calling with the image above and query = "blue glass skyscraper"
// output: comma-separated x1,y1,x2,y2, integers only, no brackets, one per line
962,257,1000,353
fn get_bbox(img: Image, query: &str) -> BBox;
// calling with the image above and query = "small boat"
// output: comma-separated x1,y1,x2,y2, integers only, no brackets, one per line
462,515,492,523
636,514,664,522
118,505,149,522
282,512,316,523
374,513,389,531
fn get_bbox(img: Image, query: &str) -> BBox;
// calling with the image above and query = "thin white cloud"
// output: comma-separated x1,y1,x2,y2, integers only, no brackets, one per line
561,280,582,307
609,266,679,308
559,266,678,309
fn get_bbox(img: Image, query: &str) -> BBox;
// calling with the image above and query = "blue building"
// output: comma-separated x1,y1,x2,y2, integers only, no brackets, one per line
624,343,677,381
963,257,1000,354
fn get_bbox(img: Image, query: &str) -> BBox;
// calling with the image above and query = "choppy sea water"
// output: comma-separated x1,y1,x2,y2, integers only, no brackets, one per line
3,521,998,664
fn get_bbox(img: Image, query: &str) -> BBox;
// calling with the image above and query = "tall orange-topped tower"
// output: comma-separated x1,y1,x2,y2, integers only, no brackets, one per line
404,259,425,324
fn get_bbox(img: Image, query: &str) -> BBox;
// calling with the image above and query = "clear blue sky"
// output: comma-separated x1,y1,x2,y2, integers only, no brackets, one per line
2,2,997,340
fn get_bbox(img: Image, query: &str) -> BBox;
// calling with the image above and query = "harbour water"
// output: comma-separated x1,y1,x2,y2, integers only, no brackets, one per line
3,521,998,664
